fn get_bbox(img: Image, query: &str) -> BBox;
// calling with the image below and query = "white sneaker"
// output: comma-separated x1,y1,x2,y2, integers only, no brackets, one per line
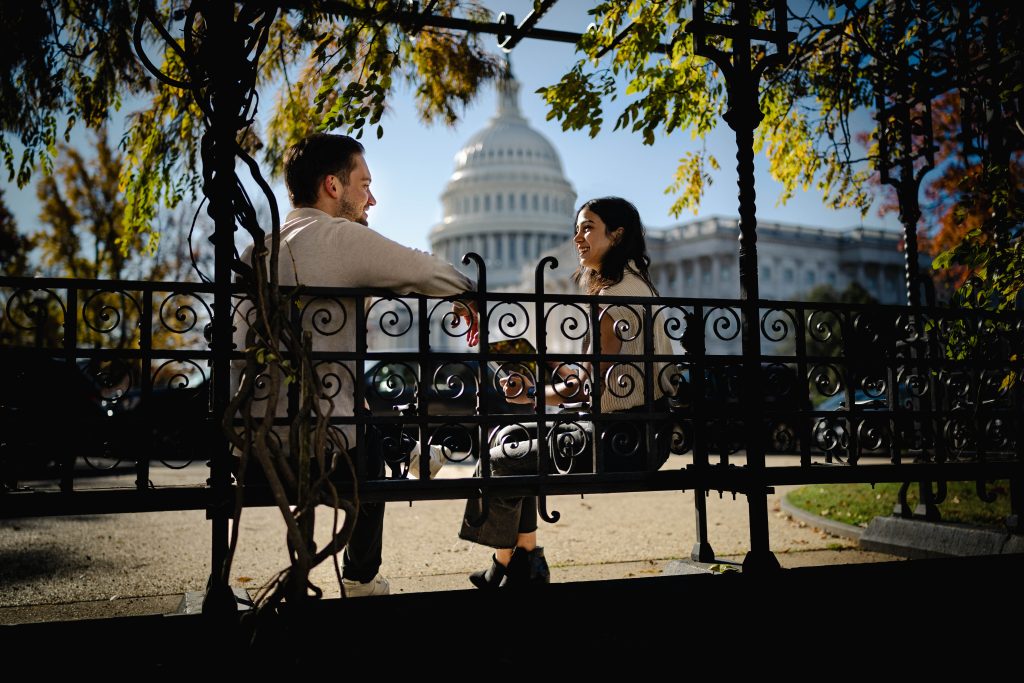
342,573,391,597
407,442,451,479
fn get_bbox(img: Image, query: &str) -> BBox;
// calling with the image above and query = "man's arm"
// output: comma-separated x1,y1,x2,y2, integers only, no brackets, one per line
334,221,479,346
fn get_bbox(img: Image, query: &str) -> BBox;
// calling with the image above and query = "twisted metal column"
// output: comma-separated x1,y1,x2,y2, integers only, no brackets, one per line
689,0,791,573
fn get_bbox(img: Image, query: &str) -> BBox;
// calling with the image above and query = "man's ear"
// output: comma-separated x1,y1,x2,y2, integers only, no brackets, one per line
322,173,340,200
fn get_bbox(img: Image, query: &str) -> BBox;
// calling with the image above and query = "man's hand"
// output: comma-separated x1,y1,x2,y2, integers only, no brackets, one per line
452,299,479,348
500,372,535,405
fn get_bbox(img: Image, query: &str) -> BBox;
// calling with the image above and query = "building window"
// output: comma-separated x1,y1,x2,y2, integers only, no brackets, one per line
484,195,491,212
827,272,837,286
509,194,515,212
721,264,732,281
763,266,772,281
496,194,503,211
497,149,503,158
783,268,794,284
517,149,523,158
543,196,550,212
496,236,503,261
473,196,480,212
520,194,527,211
532,194,539,211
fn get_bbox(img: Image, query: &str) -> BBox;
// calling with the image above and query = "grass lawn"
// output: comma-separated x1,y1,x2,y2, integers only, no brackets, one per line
786,480,1012,528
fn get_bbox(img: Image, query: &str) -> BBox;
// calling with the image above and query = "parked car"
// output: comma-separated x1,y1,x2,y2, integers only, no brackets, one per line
812,389,890,455
1,356,110,486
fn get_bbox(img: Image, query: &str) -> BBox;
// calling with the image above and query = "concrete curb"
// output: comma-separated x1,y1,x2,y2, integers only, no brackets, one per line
859,515,1024,559
780,493,865,540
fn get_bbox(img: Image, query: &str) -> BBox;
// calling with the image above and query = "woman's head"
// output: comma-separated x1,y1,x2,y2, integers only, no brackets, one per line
572,197,657,295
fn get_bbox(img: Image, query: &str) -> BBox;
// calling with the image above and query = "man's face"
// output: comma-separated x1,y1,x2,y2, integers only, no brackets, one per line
334,154,376,225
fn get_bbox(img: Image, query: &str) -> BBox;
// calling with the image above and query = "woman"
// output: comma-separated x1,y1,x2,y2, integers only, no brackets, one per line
461,196,676,589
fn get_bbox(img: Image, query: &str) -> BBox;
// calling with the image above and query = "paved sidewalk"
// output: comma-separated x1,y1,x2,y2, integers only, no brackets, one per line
0,455,898,623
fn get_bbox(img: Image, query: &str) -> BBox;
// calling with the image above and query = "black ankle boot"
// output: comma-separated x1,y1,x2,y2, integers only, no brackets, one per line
506,547,550,587
469,555,508,589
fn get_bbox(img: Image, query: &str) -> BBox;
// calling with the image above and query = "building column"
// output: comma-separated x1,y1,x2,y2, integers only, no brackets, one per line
657,264,670,296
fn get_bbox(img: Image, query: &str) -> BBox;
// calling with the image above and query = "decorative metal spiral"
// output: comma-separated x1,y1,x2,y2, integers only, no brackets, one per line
250,368,274,403
603,362,641,400
428,424,475,464
544,302,589,342
760,307,796,344
705,306,741,342
653,305,691,342
602,304,643,344
494,422,536,461
368,361,418,402
158,291,212,335
369,297,412,339
84,358,135,402
4,287,66,333
983,417,1011,452
893,312,921,345
809,363,844,398
82,290,140,336
314,361,353,401
668,419,693,455
492,364,536,401
903,372,929,400
550,420,590,474
807,307,842,345
152,359,207,390
763,363,796,401
768,420,798,454
813,415,848,453
979,370,1006,402
487,301,530,339
432,361,477,401
856,417,889,452
857,373,888,400
304,296,350,336
428,297,475,341
550,362,588,402
603,420,641,460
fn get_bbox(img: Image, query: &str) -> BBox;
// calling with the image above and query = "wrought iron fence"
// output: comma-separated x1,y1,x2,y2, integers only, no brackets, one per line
1,262,1021,557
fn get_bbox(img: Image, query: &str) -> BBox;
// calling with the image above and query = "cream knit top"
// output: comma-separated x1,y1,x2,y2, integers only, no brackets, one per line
587,265,675,413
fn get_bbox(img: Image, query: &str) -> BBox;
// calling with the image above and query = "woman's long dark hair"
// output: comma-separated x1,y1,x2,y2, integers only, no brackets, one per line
572,197,659,296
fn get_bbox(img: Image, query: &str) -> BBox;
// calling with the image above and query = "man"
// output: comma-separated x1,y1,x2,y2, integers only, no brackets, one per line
234,133,477,596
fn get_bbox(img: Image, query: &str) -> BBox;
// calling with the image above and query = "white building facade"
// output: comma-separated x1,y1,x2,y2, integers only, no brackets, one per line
377,70,911,357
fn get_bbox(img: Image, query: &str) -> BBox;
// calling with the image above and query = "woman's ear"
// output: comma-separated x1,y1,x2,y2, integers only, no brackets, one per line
610,227,625,244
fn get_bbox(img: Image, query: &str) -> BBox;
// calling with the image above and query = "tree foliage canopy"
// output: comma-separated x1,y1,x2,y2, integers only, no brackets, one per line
1,1,1020,311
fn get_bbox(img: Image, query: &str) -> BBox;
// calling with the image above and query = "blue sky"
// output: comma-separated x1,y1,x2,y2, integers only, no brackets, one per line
3,1,899,257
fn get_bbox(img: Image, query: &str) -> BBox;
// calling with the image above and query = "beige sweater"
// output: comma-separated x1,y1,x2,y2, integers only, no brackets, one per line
233,207,475,450
593,267,674,413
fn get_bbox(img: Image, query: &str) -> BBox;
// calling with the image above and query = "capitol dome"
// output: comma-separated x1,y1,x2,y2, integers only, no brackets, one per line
429,64,577,290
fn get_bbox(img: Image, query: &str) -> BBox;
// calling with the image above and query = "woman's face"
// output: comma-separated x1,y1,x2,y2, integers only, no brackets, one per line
574,208,621,270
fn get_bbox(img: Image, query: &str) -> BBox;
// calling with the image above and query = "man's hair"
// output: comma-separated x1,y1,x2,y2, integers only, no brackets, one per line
284,133,365,207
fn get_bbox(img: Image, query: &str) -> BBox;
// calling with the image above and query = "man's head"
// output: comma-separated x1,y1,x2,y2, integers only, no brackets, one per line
284,133,376,224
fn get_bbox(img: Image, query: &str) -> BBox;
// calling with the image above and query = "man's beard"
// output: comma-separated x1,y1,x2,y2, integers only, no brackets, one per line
339,197,368,226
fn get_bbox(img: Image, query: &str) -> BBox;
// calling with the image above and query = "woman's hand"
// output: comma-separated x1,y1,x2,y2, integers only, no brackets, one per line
451,300,479,347
499,372,535,405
